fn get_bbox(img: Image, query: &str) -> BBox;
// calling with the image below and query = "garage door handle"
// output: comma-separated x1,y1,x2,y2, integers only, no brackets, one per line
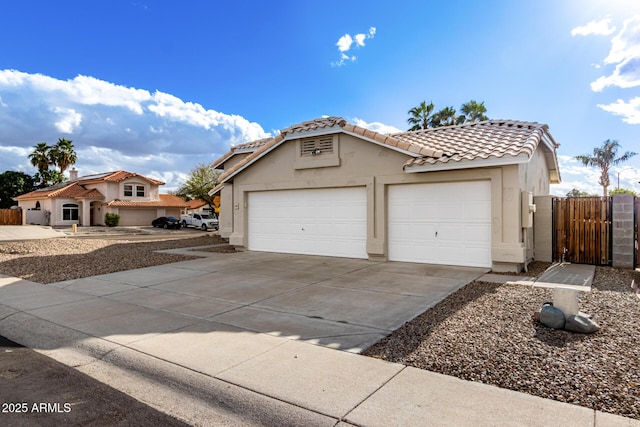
435,231,438,237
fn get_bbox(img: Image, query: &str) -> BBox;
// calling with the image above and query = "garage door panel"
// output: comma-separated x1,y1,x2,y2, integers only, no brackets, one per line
248,188,367,259
388,181,491,268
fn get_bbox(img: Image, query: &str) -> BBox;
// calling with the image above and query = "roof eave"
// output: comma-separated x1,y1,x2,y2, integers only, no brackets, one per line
404,154,530,173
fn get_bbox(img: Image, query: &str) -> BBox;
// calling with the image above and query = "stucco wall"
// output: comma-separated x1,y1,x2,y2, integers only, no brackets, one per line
519,148,552,263
221,132,550,271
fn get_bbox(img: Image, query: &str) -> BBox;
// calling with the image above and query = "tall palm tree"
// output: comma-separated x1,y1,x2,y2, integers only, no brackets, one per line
575,140,636,196
28,142,51,173
49,138,77,174
407,101,435,131
460,100,488,122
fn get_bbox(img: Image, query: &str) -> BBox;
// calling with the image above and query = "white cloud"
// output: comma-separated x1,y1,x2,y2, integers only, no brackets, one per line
331,26,376,67
571,19,616,36
53,107,82,133
0,69,270,191
336,34,353,52
350,117,402,134
597,96,640,124
552,155,640,196
590,16,640,91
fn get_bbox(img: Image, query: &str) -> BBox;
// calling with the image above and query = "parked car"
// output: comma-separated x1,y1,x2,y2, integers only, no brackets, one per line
151,216,182,229
180,213,219,231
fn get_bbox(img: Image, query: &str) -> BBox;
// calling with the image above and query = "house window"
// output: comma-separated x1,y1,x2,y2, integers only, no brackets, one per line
300,136,334,156
124,184,145,197
62,203,79,221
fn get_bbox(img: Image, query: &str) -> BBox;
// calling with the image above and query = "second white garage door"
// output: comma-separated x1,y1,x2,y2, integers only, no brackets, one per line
388,181,492,267
248,187,367,258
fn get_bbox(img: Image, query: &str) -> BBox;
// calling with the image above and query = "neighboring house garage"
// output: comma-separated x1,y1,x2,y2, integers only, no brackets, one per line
211,117,561,272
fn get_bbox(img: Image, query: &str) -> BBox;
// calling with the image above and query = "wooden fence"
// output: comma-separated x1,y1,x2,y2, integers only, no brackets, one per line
0,209,22,225
552,197,611,265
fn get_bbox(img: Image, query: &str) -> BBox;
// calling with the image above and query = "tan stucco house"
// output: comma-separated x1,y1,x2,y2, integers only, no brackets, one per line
15,170,188,226
211,117,561,272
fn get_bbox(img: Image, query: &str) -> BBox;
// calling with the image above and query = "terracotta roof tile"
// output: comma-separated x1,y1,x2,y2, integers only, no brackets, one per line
186,199,207,209
398,120,553,168
212,137,273,169
14,183,105,200
216,117,556,183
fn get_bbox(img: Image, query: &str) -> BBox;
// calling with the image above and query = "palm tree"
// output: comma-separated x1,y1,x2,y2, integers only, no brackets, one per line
430,106,460,127
575,140,636,196
407,101,435,131
460,100,488,123
49,138,77,174
28,142,51,173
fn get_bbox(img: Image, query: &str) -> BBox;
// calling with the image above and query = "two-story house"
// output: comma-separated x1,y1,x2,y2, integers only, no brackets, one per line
14,169,188,226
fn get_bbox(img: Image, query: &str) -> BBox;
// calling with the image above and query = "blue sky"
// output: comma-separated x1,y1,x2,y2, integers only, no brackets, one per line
0,0,639,195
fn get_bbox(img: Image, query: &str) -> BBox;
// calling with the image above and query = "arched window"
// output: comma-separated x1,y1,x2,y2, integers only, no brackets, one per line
62,203,79,221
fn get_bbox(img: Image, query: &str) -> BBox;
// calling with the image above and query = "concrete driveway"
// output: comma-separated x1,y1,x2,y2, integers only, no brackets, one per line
44,250,487,352
2,250,625,426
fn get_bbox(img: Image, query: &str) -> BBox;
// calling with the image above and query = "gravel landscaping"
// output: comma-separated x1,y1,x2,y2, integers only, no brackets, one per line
0,235,225,283
364,266,640,420
2,236,639,419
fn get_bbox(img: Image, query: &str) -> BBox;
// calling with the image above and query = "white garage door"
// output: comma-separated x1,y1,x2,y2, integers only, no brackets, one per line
388,181,491,267
248,187,367,258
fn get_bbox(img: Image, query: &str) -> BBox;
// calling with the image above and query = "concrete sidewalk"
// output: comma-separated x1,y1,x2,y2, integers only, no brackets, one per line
0,225,67,241
0,258,637,426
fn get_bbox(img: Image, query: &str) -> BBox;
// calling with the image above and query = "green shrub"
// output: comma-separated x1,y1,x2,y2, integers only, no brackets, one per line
104,213,120,227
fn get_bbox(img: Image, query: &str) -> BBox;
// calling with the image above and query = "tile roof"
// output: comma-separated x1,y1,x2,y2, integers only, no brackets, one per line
14,182,105,200
212,138,273,169
217,116,444,182
214,117,560,184
105,194,189,208
186,199,208,209
397,120,556,168
80,170,165,185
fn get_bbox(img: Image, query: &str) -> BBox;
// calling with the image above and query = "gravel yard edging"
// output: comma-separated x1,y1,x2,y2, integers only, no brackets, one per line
363,266,640,420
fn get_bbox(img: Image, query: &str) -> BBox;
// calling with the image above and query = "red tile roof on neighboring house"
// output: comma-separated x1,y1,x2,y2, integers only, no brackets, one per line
186,199,207,209
105,194,189,208
14,182,105,200
79,170,165,185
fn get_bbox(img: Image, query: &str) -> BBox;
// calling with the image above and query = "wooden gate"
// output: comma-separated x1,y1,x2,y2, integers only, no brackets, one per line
0,209,22,225
552,197,611,265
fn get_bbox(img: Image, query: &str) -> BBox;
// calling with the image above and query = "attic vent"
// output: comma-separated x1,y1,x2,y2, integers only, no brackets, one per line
300,136,334,156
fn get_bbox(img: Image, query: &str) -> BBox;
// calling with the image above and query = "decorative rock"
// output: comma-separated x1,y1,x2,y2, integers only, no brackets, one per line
539,303,565,329
565,314,600,334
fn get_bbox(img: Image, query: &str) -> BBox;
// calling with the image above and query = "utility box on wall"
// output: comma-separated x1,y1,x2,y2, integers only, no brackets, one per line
521,191,536,228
